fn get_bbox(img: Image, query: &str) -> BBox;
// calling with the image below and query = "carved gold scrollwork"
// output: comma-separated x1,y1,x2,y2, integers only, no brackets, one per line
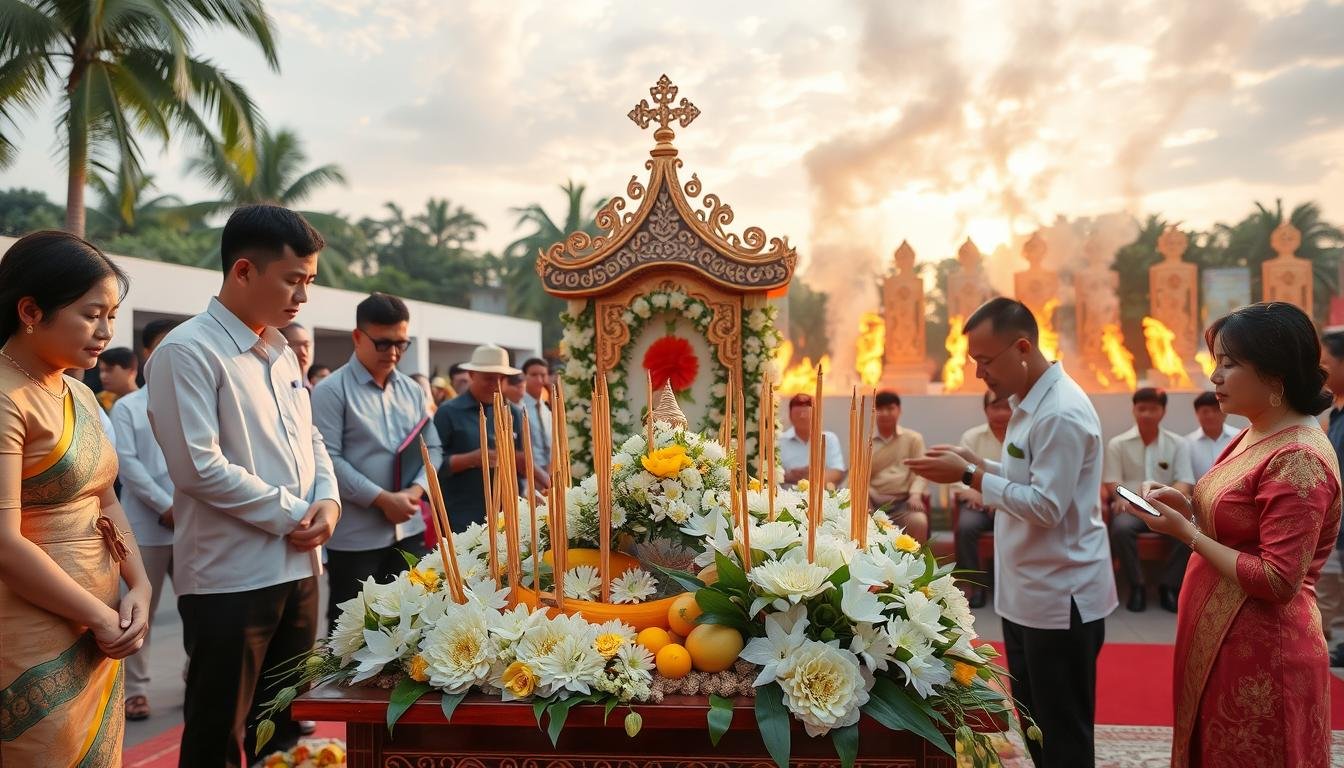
594,277,741,375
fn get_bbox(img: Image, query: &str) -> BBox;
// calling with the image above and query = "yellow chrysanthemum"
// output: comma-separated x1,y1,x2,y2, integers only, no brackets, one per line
594,632,626,659
641,445,693,478
797,479,810,492
894,533,920,553
952,661,977,687
407,567,440,592
408,653,430,682
501,660,538,698
316,745,346,766
749,477,762,492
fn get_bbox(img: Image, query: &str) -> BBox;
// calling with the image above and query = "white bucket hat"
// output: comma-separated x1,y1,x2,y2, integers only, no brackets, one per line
460,344,521,375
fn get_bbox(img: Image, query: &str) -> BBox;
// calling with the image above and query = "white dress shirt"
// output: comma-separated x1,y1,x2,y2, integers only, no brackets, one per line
979,363,1118,629
522,392,552,472
147,298,339,595
1184,424,1239,479
110,388,174,547
778,428,846,475
1103,426,1196,488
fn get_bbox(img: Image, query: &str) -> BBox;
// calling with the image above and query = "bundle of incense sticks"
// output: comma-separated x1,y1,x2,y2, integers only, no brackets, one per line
477,405,500,589
645,371,655,449
733,385,751,571
418,437,466,603
848,389,876,545
592,372,614,602
806,365,824,563
519,410,541,591
721,369,734,446
492,392,523,601
758,380,776,521
548,380,572,608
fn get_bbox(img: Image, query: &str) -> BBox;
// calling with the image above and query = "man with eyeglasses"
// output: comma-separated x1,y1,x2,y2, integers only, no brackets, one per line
907,297,1116,768
279,322,314,386
311,292,443,625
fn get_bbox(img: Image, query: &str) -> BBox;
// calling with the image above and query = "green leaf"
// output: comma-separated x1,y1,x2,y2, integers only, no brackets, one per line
545,695,593,746
707,694,735,746
387,678,432,735
604,697,620,725
651,564,706,594
695,611,752,634
754,682,792,768
862,678,953,756
826,564,851,589
533,696,550,729
695,589,745,622
440,691,467,723
832,722,859,768
399,548,421,570
714,550,749,595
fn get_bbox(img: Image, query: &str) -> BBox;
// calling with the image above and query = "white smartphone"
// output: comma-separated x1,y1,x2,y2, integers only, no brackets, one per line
1115,485,1162,517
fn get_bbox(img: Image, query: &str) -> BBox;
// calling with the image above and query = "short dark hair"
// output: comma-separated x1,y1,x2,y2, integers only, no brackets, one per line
522,357,549,374
963,297,1039,345
449,363,466,377
1205,302,1332,415
983,390,1005,409
506,373,524,386
142,318,180,351
788,393,813,410
874,390,901,408
99,346,137,370
1132,387,1168,407
0,231,128,344
307,363,330,383
356,292,409,327
278,322,306,341
1193,391,1219,410
220,204,325,275
1323,330,1344,360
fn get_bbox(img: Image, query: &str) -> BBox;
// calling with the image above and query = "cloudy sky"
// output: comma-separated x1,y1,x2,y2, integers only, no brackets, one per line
4,0,1343,305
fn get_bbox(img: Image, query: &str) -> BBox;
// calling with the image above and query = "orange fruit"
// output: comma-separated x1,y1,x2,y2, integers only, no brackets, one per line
655,643,693,679
667,593,703,637
636,627,672,655
697,564,719,585
667,630,686,646
685,624,744,673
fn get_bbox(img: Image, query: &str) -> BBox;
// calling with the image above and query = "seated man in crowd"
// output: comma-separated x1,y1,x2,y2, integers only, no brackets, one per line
953,391,1012,608
866,391,929,542
1105,387,1194,612
778,393,846,489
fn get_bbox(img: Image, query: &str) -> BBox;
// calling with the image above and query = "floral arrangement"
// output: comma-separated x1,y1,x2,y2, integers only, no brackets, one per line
558,291,782,478
261,740,346,767
643,335,699,392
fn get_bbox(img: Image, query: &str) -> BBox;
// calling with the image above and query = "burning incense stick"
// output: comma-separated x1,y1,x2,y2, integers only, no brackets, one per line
419,437,465,603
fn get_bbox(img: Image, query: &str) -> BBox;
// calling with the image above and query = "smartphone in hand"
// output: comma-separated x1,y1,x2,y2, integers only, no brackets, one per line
1116,485,1162,517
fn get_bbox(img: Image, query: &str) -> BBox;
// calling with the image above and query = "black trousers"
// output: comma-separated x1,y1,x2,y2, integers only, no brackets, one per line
178,577,318,768
326,535,429,626
1109,512,1189,591
1002,600,1105,768
955,506,995,581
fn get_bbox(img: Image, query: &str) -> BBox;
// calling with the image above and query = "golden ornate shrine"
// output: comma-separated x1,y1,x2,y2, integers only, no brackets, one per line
536,75,798,456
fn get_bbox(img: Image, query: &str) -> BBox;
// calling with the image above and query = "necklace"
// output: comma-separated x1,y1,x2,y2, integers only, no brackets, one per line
0,347,66,401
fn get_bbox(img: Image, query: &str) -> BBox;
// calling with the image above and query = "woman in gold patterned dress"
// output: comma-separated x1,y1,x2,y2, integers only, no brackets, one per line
0,231,152,766
1132,302,1340,767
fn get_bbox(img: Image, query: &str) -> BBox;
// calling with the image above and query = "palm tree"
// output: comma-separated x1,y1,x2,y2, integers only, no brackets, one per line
414,198,485,251
1211,200,1344,322
503,181,606,352
187,126,346,211
85,172,195,236
0,0,278,236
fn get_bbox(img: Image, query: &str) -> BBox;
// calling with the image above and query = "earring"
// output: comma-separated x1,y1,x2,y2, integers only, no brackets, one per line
24,324,32,334
1270,392,1283,408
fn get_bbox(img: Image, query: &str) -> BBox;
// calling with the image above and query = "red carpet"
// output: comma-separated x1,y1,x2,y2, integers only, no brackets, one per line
988,641,1344,728
124,722,345,767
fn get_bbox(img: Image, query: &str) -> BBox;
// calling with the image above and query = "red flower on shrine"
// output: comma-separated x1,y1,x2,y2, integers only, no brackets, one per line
643,335,699,392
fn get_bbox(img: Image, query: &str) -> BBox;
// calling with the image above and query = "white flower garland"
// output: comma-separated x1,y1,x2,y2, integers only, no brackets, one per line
558,289,782,479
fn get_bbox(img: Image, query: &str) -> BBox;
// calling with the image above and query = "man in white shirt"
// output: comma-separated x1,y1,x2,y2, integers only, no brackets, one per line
111,318,180,722
1185,390,1239,479
778,393,846,488
1104,387,1195,613
148,205,340,767
952,391,1012,608
279,321,314,386
520,358,552,481
908,297,1116,768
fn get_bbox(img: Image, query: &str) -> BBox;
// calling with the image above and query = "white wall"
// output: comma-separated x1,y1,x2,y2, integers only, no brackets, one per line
0,236,543,376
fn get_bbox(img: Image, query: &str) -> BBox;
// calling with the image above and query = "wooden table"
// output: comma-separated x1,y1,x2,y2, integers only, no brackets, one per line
294,683,962,767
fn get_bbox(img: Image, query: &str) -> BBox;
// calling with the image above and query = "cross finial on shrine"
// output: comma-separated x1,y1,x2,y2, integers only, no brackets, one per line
628,75,699,156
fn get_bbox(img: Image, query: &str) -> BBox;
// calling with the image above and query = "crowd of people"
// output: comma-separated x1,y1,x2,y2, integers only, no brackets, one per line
0,204,1340,768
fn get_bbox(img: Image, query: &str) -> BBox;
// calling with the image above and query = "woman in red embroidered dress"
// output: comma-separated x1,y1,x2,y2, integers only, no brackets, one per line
1132,302,1340,768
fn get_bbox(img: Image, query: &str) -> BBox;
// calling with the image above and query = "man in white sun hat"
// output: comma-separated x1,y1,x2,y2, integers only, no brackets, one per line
432,344,549,530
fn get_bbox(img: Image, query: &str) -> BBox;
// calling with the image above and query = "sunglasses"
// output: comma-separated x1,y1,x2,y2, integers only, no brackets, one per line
365,337,412,353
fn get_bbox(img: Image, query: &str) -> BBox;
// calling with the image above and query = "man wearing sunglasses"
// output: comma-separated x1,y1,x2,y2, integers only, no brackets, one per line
311,292,443,625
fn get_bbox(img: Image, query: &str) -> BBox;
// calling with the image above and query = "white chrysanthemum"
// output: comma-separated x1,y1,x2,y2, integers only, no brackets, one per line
327,595,368,664
464,578,510,611
350,603,420,683
850,622,895,673
454,522,487,553
419,602,494,693
747,557,834,604
610,568,658,604
814,534,858,572
668,291,687,309
678,467,704,490
489,602,544,647
533,633,606,697
363,575,428,622
776,639,871,737
700,440,726,462
850,549,922,591
749,521,802,553
621,434,647,455
650,292,668,308
895,643,951,699
631,298,651,318
563,565,601,601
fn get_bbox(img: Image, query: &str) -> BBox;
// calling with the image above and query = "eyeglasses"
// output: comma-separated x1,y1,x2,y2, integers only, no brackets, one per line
366,337,412,353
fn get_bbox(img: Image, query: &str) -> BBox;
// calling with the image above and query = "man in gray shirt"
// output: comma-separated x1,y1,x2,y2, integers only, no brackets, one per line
312,293,443,624
149,205,340,767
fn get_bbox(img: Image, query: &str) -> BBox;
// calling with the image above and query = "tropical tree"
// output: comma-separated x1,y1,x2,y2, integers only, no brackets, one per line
186,126,346,212
1209,200,1344,322
414,198,485,250
85,173,195,237
356,198,489,307
502,181,606,352
0,0,278,236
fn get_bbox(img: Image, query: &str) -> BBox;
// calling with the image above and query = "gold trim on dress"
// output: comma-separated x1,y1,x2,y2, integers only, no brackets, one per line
22,391,74,480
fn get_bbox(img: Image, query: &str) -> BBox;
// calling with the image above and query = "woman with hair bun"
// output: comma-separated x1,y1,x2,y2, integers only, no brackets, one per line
1132,302,1340,767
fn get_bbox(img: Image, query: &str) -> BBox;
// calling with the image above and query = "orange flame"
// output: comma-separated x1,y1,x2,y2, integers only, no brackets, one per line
1038,299,1063,362
774,340,831,395
855,312,885,388
1142,316,1193,389
1195,351,1216,379
1100,324,1137,391
942,316,968,392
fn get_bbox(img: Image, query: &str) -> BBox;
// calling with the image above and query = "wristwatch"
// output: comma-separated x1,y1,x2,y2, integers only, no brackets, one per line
961,463,978,487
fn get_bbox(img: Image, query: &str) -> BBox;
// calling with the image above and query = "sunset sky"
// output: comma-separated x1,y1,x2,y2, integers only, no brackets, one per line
4,0,1342,304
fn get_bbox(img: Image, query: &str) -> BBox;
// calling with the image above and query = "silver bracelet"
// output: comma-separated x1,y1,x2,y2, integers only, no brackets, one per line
1187,520,1201,550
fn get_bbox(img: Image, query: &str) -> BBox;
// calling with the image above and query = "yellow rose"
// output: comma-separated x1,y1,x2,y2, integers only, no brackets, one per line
408,653,430,682
502,661,538,698
640,445,693,478
894,533,920,553
594,632,625,659
952,661,977,687
316,745,346,766
408,567,440,592
797,479,810,492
